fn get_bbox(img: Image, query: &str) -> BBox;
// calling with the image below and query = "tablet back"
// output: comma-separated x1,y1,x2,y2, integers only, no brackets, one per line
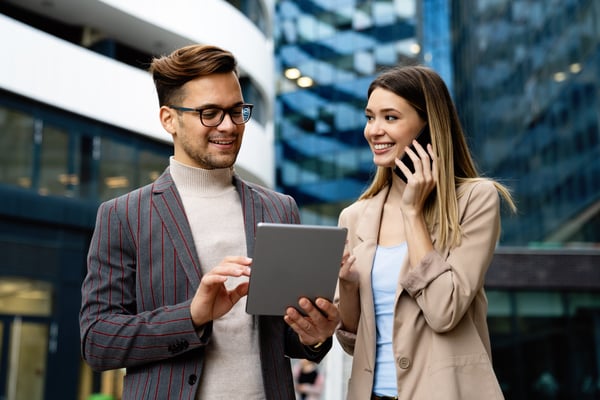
246,222,347,316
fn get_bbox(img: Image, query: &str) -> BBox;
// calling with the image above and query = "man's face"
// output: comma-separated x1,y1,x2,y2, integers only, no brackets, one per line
161,72,246,169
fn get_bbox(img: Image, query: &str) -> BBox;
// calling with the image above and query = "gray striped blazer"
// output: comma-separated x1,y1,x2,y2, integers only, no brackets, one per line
79,168,331,399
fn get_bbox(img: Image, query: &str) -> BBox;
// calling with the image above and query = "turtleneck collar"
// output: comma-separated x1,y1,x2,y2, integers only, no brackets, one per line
169,156,234,196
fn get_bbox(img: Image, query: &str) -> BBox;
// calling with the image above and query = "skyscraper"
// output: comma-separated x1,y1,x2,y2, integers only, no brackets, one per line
274,0,420,226
447,1,600,398
451,0,600,246
275,1,600,399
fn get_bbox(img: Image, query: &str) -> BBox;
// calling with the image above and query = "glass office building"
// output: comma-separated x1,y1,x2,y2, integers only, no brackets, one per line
447,1,600,398
275,0,600,399
274,2,420,397
451,0,600,246
0,0,598,398
274,0,420,225
0,1,273,399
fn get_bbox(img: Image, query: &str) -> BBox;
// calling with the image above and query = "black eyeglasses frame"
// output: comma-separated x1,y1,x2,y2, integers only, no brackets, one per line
168,104,254,127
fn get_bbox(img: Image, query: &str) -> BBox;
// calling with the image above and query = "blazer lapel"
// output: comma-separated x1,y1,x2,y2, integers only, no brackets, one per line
145,171,270,288
151,169,203,287
352,187,389,368
354,187,388,245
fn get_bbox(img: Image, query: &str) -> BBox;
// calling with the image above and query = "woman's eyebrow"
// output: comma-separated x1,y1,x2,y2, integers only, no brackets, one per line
365,107,400,113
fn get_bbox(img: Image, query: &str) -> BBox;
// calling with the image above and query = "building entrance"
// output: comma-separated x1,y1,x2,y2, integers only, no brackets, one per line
0,278,53,400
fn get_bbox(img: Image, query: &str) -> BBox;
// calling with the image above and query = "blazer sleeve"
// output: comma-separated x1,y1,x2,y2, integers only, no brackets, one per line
400,180,501,332
79,197,206,371
286,328,333,362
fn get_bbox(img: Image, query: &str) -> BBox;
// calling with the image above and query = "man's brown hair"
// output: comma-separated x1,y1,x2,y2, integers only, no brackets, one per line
149,44,238,106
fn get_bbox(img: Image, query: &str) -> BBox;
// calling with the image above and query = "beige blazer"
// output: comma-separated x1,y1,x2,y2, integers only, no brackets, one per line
336,180,505,400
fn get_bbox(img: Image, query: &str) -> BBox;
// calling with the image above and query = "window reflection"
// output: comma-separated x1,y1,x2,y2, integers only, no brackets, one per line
39,123,76,197
0,102,170,203
488,290,600,399
6,320,49,400
0,108,34,189
0,277,52,317
139,149,168,186
227,0,269,35
0,278,52,400
0,322,3,365
99,138,136,200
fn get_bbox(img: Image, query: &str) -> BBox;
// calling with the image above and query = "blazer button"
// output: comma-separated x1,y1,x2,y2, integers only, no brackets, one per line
188,374,197,385
397,357,411,369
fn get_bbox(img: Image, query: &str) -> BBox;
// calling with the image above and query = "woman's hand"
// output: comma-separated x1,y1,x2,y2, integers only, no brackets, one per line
338,250,358,284
395,141,437,214
336,249,360,333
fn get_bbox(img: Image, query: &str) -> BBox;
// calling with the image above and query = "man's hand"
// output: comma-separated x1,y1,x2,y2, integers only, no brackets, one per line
284,297,340,347
190,256,252,328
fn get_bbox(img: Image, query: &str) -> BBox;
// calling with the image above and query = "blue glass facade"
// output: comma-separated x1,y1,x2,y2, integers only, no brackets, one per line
445,1,600,398
276,1,600,399
274,0,419,225
421,0,453,92
450,0,600,247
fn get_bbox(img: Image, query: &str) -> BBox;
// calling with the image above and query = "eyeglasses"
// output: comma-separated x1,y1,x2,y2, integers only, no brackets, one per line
169,104,254,127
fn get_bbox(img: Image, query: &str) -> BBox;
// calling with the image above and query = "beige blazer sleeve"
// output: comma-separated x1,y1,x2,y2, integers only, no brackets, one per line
400,179,501,332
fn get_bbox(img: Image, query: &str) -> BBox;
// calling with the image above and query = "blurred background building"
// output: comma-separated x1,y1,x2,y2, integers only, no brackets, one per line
0,1,273,399
274,1,600,399
449,1,600,398
275,1,421,226
0,0,599,399
452,0,600,247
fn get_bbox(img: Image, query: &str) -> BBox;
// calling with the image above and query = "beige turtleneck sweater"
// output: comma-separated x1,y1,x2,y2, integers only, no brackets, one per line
169,157,264,399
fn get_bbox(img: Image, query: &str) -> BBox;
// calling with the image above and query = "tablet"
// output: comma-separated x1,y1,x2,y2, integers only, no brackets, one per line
246,222,347,316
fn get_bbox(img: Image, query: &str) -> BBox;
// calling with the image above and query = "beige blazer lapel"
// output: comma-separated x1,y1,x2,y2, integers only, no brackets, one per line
350,187,388,369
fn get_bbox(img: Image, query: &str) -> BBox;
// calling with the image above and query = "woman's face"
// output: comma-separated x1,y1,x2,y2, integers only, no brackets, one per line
364,87,427,168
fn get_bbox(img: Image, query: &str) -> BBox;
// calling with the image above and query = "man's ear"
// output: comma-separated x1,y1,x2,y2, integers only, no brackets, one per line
159,106,177,136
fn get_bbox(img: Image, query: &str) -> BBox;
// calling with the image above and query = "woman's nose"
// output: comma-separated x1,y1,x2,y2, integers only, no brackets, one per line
365,120,384,136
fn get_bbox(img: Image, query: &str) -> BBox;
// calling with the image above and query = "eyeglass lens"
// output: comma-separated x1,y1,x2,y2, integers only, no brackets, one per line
201,105,252,126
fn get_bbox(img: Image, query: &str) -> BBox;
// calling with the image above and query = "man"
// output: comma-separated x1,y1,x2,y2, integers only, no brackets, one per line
80,44,339,399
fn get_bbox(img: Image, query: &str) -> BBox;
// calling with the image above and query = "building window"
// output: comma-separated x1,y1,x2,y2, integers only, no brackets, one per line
0,107,35,189
0,95,170,204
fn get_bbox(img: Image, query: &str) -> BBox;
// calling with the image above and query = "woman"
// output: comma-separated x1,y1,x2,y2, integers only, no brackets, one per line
336,65,515,400
293,359,325,400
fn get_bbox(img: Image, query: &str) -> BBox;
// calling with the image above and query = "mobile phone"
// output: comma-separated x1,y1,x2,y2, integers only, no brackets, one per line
393,124,431,182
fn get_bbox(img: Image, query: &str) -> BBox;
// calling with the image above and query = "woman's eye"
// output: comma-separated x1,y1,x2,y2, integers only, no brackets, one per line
385,115,397,121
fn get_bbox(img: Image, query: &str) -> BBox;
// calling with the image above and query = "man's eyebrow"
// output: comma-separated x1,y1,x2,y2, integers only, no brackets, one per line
195,101,245,109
